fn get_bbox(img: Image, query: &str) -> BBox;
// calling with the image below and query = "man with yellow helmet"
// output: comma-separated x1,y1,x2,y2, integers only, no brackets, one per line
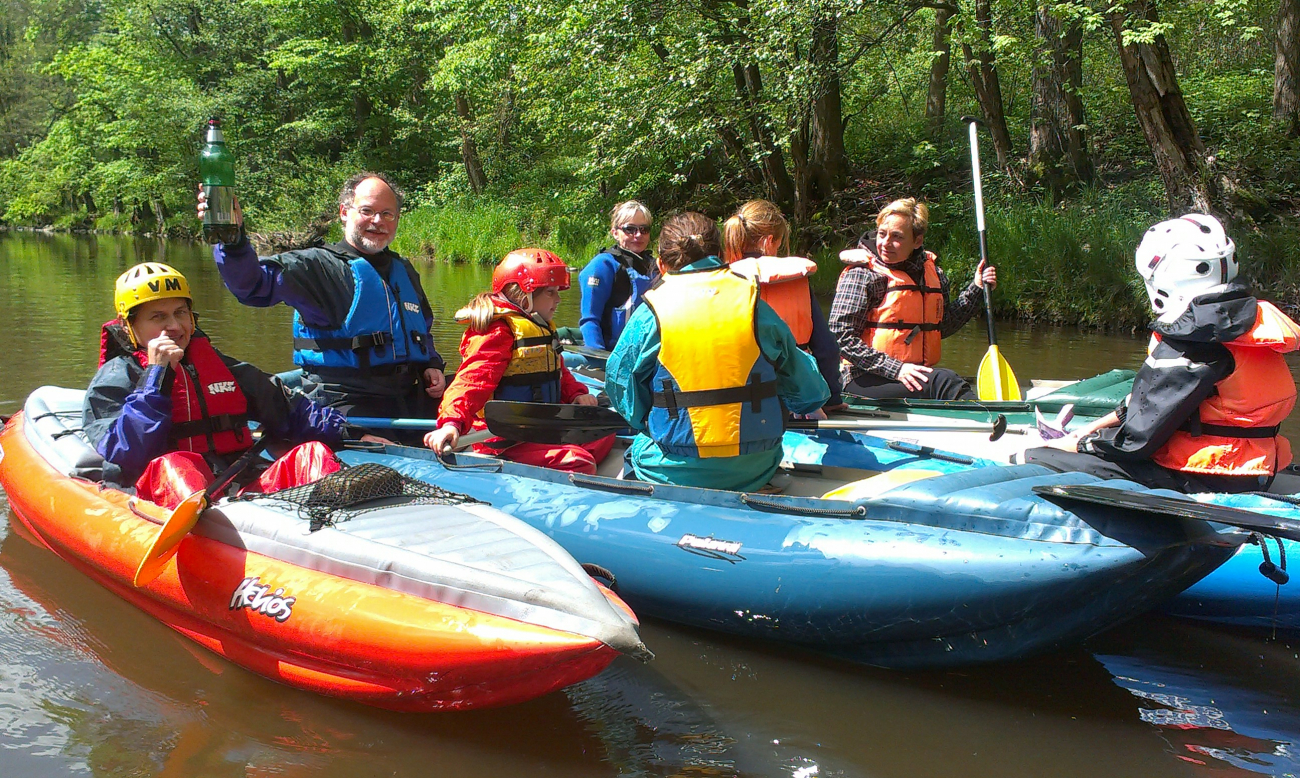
83,262,385,509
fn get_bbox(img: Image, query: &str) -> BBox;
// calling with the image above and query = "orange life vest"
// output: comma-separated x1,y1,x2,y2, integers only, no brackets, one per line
1153,300,1300,476
728,256,817,346
860,252,944,366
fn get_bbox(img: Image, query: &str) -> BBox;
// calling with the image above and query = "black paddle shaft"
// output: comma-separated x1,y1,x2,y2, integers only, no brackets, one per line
1034,484,1300,543
207,436,271,500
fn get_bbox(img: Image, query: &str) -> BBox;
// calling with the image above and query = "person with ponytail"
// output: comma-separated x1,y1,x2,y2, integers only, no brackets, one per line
424,249,614,473
577,201,657,350
722,200,843,411
605,213,829,491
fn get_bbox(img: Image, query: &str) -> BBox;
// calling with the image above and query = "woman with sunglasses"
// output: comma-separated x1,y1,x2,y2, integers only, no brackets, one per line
577,201,657,350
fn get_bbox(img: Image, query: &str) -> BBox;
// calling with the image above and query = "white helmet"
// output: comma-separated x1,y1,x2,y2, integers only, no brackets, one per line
1134,214,1237,323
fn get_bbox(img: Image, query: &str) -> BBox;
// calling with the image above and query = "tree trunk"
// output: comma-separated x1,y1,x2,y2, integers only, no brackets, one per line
454,92,488,195
809,8,846,197
925,5,953,138
1109,1,1215,213
961,0,1013,167
1276,0,1300,135
732,62,796,212
1029,3,1092,189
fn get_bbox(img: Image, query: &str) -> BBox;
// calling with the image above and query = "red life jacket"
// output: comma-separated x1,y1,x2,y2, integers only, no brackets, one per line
99,322,253,456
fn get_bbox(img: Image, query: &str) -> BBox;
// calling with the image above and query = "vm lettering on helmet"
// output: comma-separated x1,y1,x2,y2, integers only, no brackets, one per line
229,576,296,623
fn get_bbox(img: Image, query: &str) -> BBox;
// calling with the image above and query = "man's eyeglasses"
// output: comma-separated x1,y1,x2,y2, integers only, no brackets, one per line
353,205,398,222
619,224,650,235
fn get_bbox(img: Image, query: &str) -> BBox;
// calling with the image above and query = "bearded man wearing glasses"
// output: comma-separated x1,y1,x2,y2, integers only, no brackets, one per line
197,172,445,436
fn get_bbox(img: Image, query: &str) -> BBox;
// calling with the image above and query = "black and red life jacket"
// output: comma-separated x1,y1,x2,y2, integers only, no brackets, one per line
99,321,253,456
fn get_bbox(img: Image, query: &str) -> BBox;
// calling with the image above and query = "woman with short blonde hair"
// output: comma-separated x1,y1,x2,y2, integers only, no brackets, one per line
828,196,996,400
578,200,658,350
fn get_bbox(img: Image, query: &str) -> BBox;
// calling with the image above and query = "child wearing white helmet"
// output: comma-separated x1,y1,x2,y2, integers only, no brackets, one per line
1027,214,1300,494
84,262,387,509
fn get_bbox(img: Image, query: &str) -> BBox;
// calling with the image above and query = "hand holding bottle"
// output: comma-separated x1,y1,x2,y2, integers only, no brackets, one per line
196,184,243,227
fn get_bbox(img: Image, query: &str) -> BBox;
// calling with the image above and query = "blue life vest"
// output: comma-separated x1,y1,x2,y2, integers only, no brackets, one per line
292,255,432,375
642,266,785,459
595,246,655,348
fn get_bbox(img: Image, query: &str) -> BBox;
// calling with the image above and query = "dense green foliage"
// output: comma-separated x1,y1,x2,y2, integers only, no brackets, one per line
0,0,1295,328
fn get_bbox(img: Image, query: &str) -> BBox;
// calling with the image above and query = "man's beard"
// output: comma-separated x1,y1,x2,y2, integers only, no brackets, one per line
346,223,392,254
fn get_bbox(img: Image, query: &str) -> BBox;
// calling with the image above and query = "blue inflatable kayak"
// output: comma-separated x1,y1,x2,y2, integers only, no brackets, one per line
339,432,1244,668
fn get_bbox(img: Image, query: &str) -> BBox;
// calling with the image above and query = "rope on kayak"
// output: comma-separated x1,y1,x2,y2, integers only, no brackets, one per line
581,563,618,591
236,463,485,532
740,493,868,518
568,473,656,495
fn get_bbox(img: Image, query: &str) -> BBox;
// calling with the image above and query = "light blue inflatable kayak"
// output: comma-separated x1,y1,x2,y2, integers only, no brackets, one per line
338,432,1244,668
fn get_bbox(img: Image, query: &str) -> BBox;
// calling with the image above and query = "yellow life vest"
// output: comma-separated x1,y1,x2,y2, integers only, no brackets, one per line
642,267,784,459
456,300,562,403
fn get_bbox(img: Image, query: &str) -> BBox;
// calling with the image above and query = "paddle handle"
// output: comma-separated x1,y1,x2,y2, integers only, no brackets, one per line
349,417,440,430
965,117,997,348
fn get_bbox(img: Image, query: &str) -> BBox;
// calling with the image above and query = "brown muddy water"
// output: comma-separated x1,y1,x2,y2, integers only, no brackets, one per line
0,232,1296,777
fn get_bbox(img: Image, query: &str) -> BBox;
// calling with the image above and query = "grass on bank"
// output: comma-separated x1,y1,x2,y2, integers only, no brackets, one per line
377,192,1300,333
390,201,609,267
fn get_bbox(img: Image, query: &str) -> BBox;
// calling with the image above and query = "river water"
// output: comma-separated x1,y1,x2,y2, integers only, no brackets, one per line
0,232,1296,777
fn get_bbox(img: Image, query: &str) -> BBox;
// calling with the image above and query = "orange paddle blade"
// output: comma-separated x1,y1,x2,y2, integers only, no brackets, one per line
133,490,208,587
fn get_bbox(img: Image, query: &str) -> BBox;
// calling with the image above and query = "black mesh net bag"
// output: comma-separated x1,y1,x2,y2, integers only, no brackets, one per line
236,463,485,531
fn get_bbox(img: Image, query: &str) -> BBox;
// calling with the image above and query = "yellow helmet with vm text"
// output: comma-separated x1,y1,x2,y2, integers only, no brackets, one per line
114,263,192,319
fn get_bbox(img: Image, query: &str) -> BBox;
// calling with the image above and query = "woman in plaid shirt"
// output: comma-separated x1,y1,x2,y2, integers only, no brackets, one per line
829,198,996,400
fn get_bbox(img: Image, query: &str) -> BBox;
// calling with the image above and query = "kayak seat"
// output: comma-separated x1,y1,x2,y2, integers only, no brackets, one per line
21,386,103,482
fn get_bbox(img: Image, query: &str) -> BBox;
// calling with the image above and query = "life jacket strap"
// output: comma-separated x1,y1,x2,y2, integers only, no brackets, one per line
1180,418,1282,439
169,414,251,443
293,332,393,352
887,283,944,294
653,378,778,419
497,370,562,387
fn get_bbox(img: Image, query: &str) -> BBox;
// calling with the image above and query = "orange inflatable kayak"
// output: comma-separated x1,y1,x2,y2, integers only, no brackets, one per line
0,387,648,711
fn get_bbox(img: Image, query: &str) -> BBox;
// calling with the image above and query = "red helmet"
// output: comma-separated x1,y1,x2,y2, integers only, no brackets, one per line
492,248,571,294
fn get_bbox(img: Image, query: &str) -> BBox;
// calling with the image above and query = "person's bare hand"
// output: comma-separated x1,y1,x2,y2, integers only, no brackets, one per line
423,423,459,453
147,334,185,368
1044,433,1081,452
897,363,933,392
573,393,598,406
423,369,447,399
359,433,395,446
974,258,997,289
195,183,243,226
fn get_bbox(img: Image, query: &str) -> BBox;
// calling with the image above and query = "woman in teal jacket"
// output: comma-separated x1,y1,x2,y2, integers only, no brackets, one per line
605,212,828,492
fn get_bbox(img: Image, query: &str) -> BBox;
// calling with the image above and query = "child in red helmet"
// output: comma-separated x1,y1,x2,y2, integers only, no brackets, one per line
424,249,615,473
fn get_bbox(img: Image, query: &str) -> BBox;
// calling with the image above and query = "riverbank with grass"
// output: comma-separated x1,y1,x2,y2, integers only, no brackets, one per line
380,191,1300,332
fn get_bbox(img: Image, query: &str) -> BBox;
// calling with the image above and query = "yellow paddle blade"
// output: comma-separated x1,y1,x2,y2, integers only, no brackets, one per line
977,345,1022,402
133,489,208,587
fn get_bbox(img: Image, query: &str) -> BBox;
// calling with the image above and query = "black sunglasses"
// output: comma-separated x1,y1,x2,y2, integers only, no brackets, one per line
619,224,651,235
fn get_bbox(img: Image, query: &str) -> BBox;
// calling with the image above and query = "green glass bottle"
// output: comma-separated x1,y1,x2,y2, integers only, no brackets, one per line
199,117,240,244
